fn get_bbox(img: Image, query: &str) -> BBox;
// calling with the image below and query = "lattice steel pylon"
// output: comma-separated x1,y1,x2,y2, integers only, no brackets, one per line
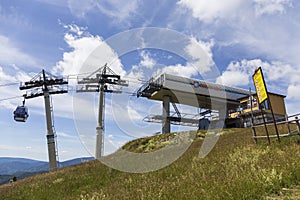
20,69,68,171
76,63,128,159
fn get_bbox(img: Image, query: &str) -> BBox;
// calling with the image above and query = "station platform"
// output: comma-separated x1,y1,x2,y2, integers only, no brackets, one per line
137,73,251,132
137,73,251,109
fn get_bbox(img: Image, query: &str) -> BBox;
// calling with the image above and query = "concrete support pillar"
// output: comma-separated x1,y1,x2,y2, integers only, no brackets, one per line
162,95,170,134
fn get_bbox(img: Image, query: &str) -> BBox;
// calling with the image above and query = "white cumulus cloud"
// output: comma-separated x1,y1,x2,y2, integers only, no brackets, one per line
177,0,243,23
216,59,296,88
177,0,292,23
140,51,156,69
0,35,39,67
158,37,215,78
185,37,215,74
0,66,32,110
53,24,125,81
287,84,300,100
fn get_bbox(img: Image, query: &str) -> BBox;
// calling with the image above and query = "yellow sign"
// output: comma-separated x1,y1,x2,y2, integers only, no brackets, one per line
253,67,268,104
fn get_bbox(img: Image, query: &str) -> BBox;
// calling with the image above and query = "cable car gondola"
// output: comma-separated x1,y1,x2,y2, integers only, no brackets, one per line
13,100,29,122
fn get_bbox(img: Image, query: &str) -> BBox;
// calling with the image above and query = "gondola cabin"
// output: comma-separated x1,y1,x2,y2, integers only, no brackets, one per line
13,106,29,122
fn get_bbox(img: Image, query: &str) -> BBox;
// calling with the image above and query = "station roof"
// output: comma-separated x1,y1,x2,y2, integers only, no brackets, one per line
137,73,252,110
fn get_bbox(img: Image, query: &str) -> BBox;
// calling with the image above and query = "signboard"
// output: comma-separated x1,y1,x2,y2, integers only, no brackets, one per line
253,67,268,104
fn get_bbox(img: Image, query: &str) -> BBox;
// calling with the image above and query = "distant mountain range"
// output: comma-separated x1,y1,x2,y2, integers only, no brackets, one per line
0,157,94,185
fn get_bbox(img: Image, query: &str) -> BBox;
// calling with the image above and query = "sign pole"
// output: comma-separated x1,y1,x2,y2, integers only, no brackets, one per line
260,105,271,144
258,68,280,143
249,88,257,143
253,67,280,144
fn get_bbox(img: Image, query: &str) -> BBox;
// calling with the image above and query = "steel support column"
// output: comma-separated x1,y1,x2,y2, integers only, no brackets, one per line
162,95,170,134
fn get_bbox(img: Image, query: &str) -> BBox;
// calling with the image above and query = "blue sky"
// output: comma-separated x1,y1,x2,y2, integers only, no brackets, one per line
0,0,300,161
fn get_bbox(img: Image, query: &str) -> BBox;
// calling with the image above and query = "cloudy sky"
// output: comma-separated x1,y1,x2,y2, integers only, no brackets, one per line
0,0,300,161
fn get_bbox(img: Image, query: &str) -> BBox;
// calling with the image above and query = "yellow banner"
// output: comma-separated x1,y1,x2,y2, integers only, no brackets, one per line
253,68,268,104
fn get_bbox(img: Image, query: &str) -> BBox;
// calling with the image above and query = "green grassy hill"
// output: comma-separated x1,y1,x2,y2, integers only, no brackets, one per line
0,127,300,200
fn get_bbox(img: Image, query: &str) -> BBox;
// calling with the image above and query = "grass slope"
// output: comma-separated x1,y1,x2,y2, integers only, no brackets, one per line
0,127,300,200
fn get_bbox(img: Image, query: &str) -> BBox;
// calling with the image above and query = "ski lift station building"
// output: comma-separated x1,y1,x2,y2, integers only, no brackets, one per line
137,73,287,133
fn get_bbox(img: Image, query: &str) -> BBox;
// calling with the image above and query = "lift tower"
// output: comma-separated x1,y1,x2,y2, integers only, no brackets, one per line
20,69,68,171
76,64,128,159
